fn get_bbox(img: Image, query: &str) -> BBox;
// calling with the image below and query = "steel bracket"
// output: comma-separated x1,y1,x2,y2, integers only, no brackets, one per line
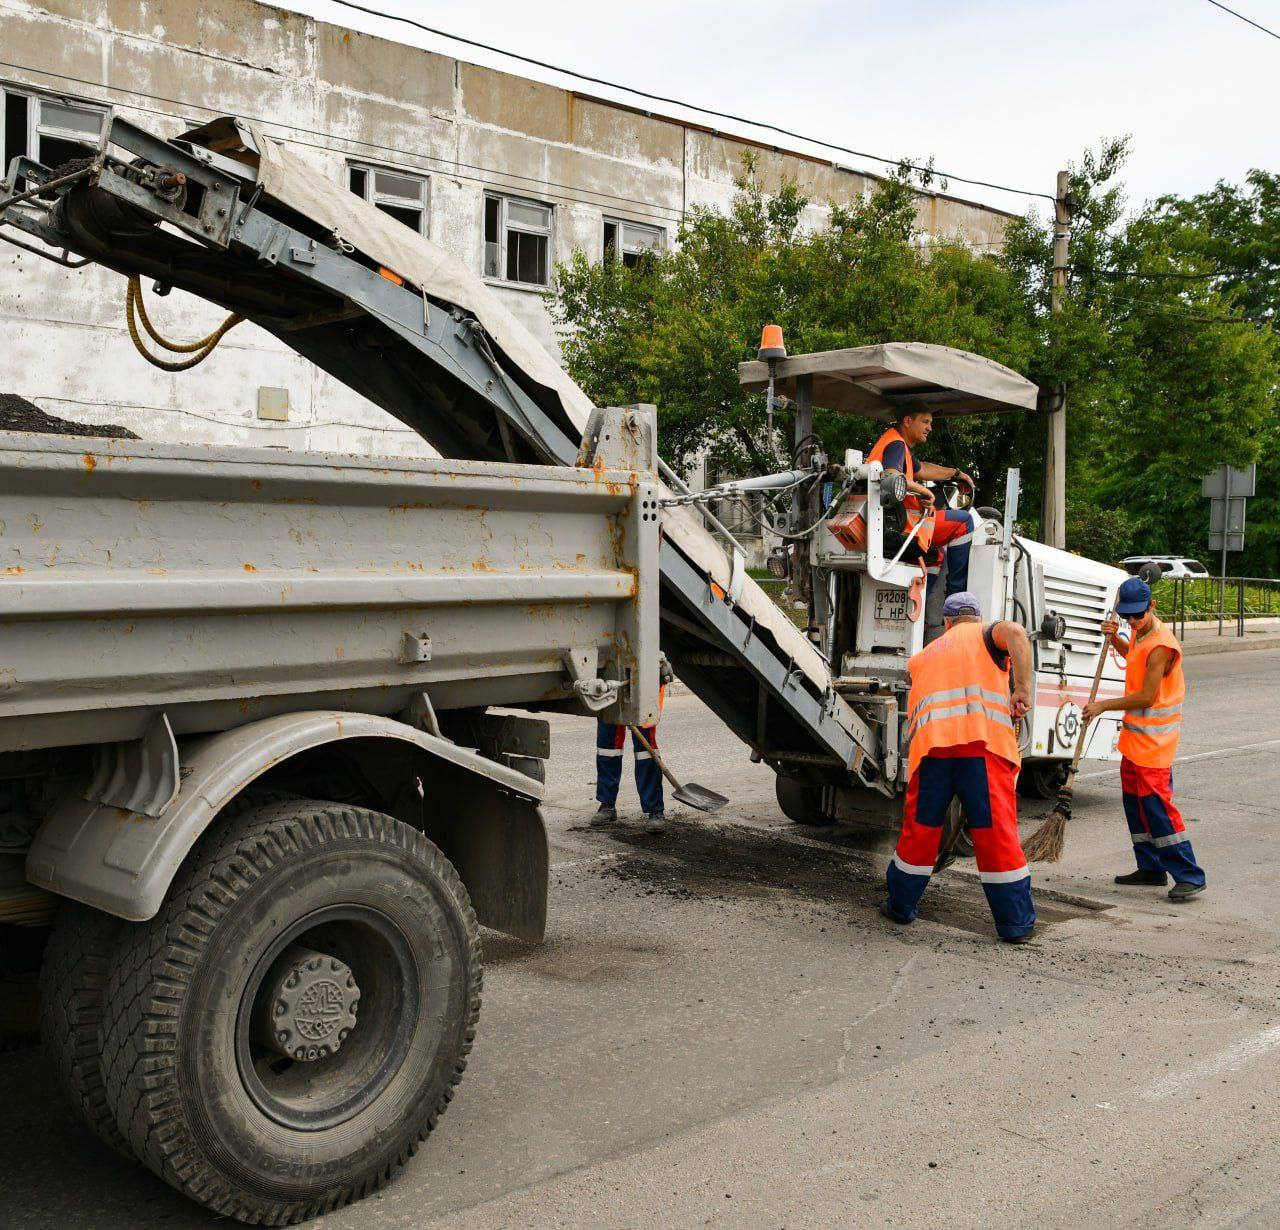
84,711,180,819
563,647,623,712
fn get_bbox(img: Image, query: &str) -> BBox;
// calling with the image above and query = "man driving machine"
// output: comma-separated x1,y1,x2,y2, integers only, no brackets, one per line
867,409,976,597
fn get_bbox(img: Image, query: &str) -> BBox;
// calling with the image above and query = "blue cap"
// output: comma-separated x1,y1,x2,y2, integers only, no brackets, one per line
1115,577,1152,615
942,591,982,618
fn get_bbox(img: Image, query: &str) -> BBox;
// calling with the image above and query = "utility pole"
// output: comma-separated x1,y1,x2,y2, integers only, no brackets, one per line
1042,170,1072,549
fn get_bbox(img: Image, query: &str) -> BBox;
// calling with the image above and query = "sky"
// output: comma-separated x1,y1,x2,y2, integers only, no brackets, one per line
274,0,1279,221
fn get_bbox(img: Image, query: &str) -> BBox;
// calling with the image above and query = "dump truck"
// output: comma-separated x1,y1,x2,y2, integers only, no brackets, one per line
0,113,1127,1223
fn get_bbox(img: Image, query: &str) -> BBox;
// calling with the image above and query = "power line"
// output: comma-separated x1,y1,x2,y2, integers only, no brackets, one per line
0,58,685,227
1202,0,1280,41
1076,264,1222,280
1101,288,1269,326
319,0,1056,203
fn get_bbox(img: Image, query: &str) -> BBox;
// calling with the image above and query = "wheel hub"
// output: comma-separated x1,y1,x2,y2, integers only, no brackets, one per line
264,945,360,1062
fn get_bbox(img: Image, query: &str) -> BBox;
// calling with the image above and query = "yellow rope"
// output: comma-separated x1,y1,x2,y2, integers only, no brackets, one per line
125,276,244,372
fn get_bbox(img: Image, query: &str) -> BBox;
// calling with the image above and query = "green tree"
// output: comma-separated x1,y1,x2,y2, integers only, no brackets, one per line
1131,173,1280,574
1002,147,1278,565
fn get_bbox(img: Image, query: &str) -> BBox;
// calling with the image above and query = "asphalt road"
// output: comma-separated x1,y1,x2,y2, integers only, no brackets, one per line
4,650,1280,1229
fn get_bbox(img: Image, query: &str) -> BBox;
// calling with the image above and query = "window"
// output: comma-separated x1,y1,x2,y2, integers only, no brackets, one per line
347,162,428,236
603,217,665,267
1,89,107,172
484,192,552,286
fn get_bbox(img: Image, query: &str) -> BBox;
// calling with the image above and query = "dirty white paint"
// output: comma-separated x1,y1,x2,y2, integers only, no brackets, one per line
0,0,1013,458
1139,1024,1280,1102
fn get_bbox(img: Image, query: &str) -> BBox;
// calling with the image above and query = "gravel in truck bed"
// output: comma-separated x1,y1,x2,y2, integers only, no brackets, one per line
0,394,138,440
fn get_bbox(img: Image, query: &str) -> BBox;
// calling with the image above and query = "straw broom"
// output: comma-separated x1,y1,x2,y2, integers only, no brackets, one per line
1022,603,1117,863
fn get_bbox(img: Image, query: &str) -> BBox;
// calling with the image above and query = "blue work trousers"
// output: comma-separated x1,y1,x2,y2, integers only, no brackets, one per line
596,721,664,814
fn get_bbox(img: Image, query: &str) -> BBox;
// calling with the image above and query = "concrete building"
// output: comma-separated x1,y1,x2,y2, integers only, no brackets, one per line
0,0,1014,460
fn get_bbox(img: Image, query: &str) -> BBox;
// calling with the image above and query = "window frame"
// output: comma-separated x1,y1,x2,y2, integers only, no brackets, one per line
1,84,110,172
483,190,554,289
346,160,430,237
602,216,666,267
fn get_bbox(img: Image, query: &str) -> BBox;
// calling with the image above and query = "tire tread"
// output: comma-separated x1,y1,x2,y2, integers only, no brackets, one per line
38,901,132,1155
99,799,481,1225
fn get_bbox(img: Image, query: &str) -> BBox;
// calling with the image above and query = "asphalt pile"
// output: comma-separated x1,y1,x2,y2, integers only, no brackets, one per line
0,393,138,439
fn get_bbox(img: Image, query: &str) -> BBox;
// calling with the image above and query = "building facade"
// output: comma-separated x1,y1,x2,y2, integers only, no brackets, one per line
0,0,1014,459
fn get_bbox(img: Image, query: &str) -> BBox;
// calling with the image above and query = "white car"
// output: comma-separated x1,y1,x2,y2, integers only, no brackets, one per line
1121,555,1209,579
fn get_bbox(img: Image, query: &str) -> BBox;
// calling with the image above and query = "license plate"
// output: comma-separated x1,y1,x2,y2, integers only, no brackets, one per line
875,588,908,622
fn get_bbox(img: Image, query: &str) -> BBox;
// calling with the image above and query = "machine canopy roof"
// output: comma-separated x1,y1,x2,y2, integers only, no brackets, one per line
737,342,1039,419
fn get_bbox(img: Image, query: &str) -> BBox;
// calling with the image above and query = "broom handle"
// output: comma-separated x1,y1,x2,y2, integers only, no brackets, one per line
630,725,682,791
1066,604,1118,782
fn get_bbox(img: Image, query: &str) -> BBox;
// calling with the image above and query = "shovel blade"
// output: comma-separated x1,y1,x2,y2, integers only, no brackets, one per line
673,783,729,813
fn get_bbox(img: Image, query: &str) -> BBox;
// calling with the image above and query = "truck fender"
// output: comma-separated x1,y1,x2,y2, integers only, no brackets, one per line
25,710,548,939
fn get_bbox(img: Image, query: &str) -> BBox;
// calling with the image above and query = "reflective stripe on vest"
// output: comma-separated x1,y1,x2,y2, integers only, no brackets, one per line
905,621,1020,776
911,698,1014,738
906,684,1012,728
1117,619,1185,768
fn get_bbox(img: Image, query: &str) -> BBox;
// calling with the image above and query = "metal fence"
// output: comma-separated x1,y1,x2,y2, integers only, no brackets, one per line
1161,576,1280,639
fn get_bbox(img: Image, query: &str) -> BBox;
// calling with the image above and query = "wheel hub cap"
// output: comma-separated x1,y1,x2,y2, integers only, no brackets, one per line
265,945,360,1062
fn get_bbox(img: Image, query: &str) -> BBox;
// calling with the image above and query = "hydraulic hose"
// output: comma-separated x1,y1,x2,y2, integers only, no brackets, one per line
125,276,243,372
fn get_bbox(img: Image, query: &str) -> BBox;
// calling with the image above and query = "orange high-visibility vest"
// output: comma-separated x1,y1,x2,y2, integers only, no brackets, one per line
905,621,1020,776
1117,618,1184,768
831,426,935,552
867,427,915,484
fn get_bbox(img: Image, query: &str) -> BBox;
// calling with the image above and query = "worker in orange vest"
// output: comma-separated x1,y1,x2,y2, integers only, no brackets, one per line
867,410,976,596
882,591,1036,942
1083,577,1205,901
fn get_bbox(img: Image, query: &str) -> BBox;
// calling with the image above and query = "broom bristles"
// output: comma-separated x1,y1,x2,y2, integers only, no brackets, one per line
1022,791,1073,863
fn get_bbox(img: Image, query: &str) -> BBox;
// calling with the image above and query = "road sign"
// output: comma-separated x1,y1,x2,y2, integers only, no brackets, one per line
1209,495,1247,551
1203,463,1254,555
1209,531,1245,552
1202,463,1256,634
1202,463,1256,498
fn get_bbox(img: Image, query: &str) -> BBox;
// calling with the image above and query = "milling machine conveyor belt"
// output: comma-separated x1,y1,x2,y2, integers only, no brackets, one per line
0,114,884,792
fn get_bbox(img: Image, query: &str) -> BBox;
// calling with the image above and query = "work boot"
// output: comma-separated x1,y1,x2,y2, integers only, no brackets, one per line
1168,881,1206,902
1114,869,1167,886
591,804,617,827
1001,929,1035,945
878,901,911,926
643,811,666,835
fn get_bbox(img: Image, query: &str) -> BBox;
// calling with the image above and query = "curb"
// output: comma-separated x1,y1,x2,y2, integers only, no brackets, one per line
1183,636,1280,657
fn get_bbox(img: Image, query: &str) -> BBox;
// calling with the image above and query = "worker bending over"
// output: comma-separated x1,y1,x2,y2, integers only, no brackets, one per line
882,591,1036,942
868,409,976,597
1083,577,1206,901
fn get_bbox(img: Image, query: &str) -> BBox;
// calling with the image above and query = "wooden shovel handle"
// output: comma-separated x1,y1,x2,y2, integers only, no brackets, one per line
1067,602,1118,782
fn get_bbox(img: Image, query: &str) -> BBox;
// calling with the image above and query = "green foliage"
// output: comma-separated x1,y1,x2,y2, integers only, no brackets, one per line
1065,500,1134,563
1005,147,1279,572
553,149,1280,574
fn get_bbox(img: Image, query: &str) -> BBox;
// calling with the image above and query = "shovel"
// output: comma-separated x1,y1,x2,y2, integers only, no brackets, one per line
629,726,728,813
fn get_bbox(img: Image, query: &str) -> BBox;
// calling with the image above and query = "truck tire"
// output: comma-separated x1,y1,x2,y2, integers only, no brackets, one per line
775,775,827,825
99,799,481,1225
38,901,131,1155
1017,759,1068,800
